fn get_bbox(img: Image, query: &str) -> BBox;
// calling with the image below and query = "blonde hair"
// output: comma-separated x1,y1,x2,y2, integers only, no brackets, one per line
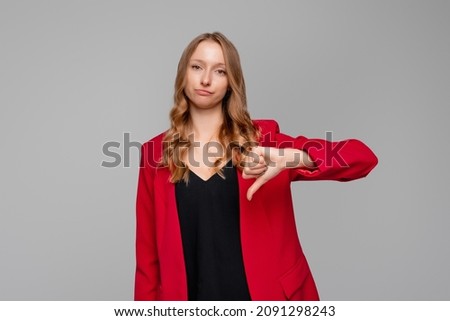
162,32,259,182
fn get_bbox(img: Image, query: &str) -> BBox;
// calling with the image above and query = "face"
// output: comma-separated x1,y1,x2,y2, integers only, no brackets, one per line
184,40,229,111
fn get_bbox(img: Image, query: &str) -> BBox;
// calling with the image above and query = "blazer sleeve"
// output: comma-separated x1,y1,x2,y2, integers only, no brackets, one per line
134,142,160,300
256,119,378,182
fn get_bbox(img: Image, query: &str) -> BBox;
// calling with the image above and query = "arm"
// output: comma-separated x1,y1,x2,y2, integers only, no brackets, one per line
134,142,160,300
244,120,378,200
255,120,378,181
279,133,378,182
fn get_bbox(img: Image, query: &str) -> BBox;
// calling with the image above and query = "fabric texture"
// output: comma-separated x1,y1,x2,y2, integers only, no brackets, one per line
175,161,251,300
134,119,378,300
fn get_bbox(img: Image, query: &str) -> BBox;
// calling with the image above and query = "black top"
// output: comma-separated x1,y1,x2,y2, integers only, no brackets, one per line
175,161,251,301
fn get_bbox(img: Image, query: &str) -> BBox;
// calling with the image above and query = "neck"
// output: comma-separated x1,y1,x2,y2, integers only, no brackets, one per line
189,105,223,142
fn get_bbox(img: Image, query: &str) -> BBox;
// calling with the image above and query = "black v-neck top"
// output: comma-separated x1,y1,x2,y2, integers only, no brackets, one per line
175,161,251,301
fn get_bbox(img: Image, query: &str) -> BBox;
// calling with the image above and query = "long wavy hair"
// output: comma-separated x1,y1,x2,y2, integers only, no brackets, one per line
162,32,260,183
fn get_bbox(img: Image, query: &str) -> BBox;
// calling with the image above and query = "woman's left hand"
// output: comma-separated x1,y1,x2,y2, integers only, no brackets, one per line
242,146,314,201
242,146,286,201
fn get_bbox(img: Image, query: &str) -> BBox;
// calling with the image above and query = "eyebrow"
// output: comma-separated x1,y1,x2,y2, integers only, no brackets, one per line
190,59,226,68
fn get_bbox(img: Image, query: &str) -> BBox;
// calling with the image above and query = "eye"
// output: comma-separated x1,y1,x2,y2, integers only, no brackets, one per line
191,64,201,70
216,69,227,76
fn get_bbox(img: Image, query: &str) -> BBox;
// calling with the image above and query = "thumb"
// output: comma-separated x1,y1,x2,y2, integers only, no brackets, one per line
247,175,267,201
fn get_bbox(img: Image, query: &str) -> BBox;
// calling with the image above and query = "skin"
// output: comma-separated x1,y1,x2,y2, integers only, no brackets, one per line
183,40,315,200
243,146,314,201
184,40,229,114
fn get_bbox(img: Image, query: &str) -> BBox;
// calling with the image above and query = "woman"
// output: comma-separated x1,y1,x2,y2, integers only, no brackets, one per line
135,32,378,301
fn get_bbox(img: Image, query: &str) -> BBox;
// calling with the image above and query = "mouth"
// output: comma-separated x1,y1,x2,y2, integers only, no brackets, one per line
194,89,213,96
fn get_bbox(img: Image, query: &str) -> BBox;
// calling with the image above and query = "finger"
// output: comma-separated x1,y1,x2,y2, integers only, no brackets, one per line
245,161,266,169
253,147,267,166
247,176,267,201
242,166,267,179
243,163,267,175
242,146,264,166
241,154,258,168
242,172,265,180
242,171,257,179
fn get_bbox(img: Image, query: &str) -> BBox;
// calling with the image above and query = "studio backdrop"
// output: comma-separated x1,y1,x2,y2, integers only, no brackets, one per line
0,0,449,300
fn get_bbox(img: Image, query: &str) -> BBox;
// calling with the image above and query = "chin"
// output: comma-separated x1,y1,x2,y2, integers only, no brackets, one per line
191,100,222,110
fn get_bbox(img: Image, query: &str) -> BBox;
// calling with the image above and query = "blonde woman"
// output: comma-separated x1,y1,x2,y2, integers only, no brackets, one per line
135,32,378,301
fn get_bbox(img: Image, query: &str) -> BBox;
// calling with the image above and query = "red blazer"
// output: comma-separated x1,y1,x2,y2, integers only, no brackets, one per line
135,119,378,300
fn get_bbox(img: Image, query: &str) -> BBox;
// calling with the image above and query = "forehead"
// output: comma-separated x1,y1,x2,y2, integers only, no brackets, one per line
190,40,225,64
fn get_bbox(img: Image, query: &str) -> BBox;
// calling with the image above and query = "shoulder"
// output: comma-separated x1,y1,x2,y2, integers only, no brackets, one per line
252,119,284,147
140,131,167,168
252,119,280,136
146,131,166,145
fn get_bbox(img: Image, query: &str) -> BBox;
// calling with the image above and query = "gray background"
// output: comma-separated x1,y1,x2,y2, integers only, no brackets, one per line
1,0,449,300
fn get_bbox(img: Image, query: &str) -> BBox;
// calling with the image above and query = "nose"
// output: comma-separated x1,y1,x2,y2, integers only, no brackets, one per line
200,71,211,86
